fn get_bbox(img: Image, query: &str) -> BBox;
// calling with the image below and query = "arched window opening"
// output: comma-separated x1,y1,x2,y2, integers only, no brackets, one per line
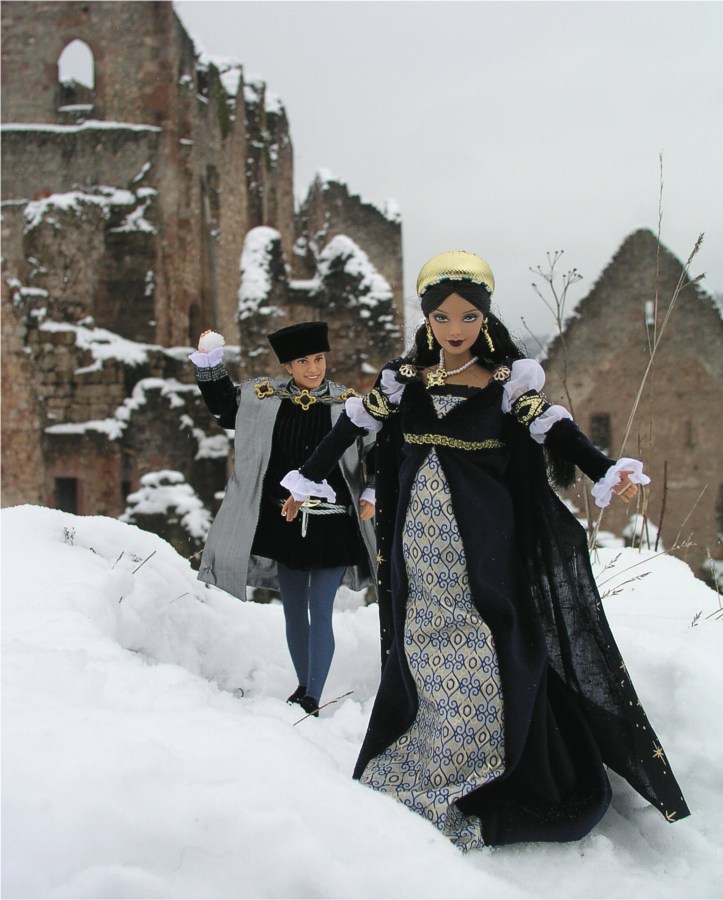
57,39,95,120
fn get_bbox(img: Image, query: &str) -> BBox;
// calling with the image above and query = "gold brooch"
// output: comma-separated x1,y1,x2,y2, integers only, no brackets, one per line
492,365,512,382
425,367,447,388
293,390,317,411
254,379,275,399
398,363,417,379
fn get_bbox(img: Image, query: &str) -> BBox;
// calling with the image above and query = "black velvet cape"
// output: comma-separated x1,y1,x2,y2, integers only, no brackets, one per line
302,374,690,846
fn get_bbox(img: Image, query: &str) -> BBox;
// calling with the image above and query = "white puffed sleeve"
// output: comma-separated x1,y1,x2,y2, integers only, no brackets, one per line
380,368,407,406
501,359,546,413
345,396,383,434
502,359,573,443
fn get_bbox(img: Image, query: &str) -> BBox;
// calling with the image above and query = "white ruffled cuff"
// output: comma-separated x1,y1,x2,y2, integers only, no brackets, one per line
590,458,651,509
380,368,406,406
501,359,546,413
360,488,376,505
280,469,337,503
345,397,383,433
189,346,225,368
529,405,573,444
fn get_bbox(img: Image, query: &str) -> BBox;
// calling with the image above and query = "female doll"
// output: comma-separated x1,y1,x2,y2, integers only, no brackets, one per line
190,321,376,717
282,252,689,848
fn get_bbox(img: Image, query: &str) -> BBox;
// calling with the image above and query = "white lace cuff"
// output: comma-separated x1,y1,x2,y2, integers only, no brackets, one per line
529,405,573,444
590,458,651,509
346,397,383,433
380,368,406,406
360,488,376,505
189,346,225,368
280,469,337,503
501,359,546,413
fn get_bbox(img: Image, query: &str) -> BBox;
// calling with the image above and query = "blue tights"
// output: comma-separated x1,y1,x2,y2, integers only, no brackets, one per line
276,562,344,703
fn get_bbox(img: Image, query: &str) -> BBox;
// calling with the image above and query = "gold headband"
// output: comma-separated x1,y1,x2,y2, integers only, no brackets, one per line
416,250,495,297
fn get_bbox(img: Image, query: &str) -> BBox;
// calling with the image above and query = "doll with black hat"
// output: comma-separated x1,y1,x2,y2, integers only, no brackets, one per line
283,251,689,848
189,321,376,717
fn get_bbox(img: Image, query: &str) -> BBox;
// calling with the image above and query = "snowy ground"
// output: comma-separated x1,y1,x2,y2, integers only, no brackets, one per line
2,505,721,899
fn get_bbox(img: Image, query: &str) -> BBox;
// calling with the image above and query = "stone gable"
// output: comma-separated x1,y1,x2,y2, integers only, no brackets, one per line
542,229,722,580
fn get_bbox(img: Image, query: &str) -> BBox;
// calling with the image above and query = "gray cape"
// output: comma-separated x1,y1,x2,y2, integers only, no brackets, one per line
198,376,376,600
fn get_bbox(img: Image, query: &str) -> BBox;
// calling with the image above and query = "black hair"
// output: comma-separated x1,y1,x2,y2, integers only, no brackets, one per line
408,281,525,368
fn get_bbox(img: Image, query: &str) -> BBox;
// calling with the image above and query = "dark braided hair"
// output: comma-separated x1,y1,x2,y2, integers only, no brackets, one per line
408,281,525,368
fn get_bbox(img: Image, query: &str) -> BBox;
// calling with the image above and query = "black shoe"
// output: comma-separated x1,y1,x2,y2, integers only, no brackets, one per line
287,685,307,705
299,695,319,717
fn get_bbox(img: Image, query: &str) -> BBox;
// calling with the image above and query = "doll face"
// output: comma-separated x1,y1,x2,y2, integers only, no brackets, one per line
284,352,327,389
428,293,484,359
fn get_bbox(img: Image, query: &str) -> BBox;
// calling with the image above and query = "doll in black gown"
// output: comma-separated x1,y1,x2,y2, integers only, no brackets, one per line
281,252,689,849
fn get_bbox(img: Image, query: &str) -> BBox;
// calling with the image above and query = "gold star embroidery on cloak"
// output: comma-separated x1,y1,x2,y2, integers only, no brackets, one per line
376,551,385,565
652,743,666,763
665,810,678,823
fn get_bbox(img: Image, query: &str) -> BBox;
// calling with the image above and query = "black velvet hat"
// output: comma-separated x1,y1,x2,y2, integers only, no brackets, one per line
267,321,330,363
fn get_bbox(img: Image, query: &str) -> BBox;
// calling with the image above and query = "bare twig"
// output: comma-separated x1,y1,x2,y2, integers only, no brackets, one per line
292,690,354,726
132,550,156,574
655,462,668,552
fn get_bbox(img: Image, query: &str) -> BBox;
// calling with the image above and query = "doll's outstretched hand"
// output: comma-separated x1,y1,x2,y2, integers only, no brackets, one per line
359,499,375,520
614,470,638,504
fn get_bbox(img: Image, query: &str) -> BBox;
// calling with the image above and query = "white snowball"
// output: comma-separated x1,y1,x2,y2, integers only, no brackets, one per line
198,331,225,352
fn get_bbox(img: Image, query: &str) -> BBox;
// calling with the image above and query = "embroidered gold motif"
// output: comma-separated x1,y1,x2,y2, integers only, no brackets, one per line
652,742,666,763
425,367,447,388
254,380,275,399
339,388,360,401
512,393,548,424
363,388,392,419
492,365,511,382
404,433,505,451
399,363,418,379
293,390,316,410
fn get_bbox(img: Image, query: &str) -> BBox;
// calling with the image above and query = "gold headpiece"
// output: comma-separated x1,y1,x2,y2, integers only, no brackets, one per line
416,250,495,297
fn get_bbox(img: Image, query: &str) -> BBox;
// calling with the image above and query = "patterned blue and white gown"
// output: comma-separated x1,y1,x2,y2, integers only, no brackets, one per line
360,394,505,851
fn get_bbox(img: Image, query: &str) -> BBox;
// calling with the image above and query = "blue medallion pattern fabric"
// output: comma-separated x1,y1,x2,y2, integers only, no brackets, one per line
359,395,506,851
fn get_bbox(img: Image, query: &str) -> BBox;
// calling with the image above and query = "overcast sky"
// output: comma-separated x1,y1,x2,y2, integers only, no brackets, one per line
174,0,722,338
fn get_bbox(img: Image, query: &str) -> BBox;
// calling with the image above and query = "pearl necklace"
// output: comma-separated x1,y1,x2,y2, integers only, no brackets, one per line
426,350,479,387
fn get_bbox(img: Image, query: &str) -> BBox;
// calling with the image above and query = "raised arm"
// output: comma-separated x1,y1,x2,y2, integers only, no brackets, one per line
188,331,239,429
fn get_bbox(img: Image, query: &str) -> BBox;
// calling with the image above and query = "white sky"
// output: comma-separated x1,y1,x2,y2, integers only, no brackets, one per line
173,0,723,337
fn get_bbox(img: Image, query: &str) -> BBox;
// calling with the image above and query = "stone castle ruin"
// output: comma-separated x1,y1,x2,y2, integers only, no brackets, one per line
542,229,722,582
1,1,403,559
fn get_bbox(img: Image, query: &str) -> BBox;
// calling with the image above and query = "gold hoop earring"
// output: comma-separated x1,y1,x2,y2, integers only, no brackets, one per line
425,319,435,350
481,320,495,353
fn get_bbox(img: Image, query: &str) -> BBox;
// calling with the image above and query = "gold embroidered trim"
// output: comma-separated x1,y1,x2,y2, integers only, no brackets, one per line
404,433,505,451
512,392,549,424
363,388,392,420
253,380,350,409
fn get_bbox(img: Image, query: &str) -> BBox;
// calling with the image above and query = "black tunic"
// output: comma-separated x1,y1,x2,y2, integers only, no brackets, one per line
199,374,363,572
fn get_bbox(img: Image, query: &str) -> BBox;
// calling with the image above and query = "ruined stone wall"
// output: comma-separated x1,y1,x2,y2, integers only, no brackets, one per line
297,176,404,313
543,229,723,579
1,0,404,549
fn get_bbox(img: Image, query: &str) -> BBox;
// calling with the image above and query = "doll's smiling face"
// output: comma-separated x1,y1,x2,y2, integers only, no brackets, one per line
284,353,327,390
428,293,484,361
